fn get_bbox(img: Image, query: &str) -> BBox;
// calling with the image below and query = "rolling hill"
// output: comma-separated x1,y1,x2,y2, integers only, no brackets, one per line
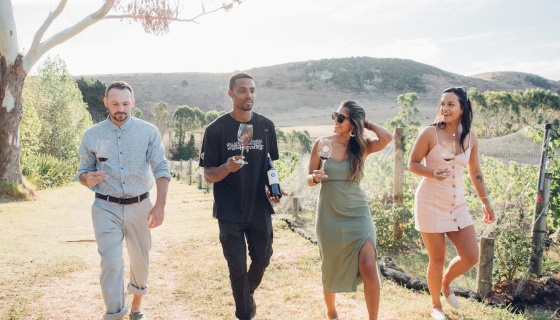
83,57,560,127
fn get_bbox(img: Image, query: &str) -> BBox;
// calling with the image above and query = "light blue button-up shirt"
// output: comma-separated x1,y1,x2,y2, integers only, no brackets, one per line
76,116,171,198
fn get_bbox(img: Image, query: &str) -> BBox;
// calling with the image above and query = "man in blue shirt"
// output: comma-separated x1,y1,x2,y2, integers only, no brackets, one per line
77,81,171,320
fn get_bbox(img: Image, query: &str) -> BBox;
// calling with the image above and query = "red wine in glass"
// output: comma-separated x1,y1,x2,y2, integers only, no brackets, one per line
440,139,455,177
96,139,110,172
317,138,332,170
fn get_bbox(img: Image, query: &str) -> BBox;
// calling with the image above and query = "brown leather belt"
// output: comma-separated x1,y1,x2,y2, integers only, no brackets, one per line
95,192,149,205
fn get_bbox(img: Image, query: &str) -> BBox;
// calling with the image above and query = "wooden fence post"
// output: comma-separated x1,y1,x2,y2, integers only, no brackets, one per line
198,173,202,189
529,172,553,277
393,127,404,241
188,160,192,185
529,123,555,277
292,197,300,219
477,237,495,299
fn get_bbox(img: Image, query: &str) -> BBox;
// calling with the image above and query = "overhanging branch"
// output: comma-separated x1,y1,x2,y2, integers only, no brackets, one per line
27,0,68,62
23,0,115,72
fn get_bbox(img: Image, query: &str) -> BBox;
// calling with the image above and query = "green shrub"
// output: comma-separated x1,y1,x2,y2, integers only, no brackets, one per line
22,153,77,189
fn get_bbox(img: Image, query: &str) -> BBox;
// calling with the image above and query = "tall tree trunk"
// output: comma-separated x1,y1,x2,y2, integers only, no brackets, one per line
0,54,26,185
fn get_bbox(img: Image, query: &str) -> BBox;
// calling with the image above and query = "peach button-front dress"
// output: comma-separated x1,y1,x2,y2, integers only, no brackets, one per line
414,128,473,233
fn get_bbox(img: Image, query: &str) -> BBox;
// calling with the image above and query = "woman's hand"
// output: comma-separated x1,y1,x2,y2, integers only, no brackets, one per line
482,202,495,223
432,168,450,181
311,167,328,184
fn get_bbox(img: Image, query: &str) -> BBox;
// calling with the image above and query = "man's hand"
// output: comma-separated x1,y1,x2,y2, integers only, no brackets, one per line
148,204,165,229
268,190,289,203
81,172,105,187
225,156,245,173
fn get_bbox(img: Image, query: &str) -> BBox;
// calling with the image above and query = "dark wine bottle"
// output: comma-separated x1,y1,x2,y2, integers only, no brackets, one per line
266,153,282,198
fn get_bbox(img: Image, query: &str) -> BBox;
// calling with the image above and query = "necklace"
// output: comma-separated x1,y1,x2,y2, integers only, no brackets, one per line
444,126,458,137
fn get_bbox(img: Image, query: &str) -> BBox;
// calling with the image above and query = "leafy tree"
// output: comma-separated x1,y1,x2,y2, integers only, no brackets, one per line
471,87,560,138
154,101,169,137
132,107,144,119
21,56,92,164
0,0,241,186
286,130,312,154
184,134,199,160
204,110,220,124
19,88,42,158
384,92,421,149
171,105,193,155
76,77,107,123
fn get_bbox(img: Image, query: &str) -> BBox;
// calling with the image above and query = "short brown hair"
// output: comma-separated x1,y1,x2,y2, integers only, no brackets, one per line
105,81,134,98
229,72,255,90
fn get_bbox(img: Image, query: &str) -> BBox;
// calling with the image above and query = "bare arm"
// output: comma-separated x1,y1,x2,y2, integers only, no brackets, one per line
408,127,449,181
148,177,170,229
364,121,393,154
203,156,244,183
307,138,326,187
467,132,495,223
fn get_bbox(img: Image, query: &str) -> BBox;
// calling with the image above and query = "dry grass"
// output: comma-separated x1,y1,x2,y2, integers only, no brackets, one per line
0,181,538,319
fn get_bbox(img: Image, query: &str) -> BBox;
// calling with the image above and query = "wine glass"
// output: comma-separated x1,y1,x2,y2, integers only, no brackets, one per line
317,138,332,170
237,123,253,164
441,139,455,177
96,139,110,172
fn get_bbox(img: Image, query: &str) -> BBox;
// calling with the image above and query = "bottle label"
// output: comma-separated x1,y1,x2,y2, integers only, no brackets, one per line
267,169,280,184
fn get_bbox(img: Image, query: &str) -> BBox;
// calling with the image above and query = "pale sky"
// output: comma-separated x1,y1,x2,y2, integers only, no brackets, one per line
11,0,560,81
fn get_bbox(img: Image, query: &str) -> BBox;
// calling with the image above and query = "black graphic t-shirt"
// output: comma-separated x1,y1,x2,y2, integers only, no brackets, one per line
199,112,279,223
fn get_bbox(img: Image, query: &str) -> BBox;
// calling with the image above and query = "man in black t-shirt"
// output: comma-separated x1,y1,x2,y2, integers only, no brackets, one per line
199,72,281,320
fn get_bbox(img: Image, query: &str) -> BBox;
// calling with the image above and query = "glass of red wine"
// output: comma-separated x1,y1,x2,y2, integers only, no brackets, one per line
96,139,110,172
237,123,253,165
317,138,332,170
441,139,455,177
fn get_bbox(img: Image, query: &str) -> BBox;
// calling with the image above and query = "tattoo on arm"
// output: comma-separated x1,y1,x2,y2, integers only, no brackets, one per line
476,175,484,183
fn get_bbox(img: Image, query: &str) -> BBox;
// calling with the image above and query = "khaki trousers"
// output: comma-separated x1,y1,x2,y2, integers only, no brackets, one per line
92,197,152,320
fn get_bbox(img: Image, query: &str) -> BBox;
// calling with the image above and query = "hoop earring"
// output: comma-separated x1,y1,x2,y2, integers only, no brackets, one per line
350,131,355,137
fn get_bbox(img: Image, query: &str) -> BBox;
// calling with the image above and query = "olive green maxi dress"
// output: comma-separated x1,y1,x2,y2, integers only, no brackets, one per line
315,159,379,293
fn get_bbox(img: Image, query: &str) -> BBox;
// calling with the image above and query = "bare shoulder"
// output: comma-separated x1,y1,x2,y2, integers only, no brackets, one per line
417,126,437,141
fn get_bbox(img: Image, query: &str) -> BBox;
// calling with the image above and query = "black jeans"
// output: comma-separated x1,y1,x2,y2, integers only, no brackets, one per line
218,215,273,320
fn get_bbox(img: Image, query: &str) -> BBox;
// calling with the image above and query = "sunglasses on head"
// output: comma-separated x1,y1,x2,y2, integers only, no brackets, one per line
445,86,468,100
332,112,349,124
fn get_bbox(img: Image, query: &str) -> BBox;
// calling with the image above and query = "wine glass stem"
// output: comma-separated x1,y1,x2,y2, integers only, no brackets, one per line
321,159,325,170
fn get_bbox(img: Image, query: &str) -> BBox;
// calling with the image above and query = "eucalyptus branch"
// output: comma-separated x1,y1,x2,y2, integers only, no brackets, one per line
24,0,115,72
27,0,68,62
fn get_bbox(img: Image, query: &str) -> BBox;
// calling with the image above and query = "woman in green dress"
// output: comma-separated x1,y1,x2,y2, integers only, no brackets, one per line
307,100,392,320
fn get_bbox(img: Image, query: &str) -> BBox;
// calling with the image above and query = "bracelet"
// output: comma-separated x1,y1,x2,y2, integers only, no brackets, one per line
480,196,489,200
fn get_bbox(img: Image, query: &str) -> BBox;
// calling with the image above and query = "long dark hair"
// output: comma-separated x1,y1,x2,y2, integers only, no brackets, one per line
432,87,473,151
341,100,367,182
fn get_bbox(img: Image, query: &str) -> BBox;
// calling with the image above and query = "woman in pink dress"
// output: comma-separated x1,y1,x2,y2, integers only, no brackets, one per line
408,87,495,320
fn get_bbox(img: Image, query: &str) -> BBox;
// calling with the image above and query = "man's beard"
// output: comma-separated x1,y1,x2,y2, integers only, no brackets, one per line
111,112,129,122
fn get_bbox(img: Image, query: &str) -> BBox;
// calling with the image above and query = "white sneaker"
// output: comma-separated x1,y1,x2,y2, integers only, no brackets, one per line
444,293,461,309
430,309,447,320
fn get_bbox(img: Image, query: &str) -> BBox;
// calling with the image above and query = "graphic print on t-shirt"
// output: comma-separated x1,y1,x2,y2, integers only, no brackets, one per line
227,139,264,152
